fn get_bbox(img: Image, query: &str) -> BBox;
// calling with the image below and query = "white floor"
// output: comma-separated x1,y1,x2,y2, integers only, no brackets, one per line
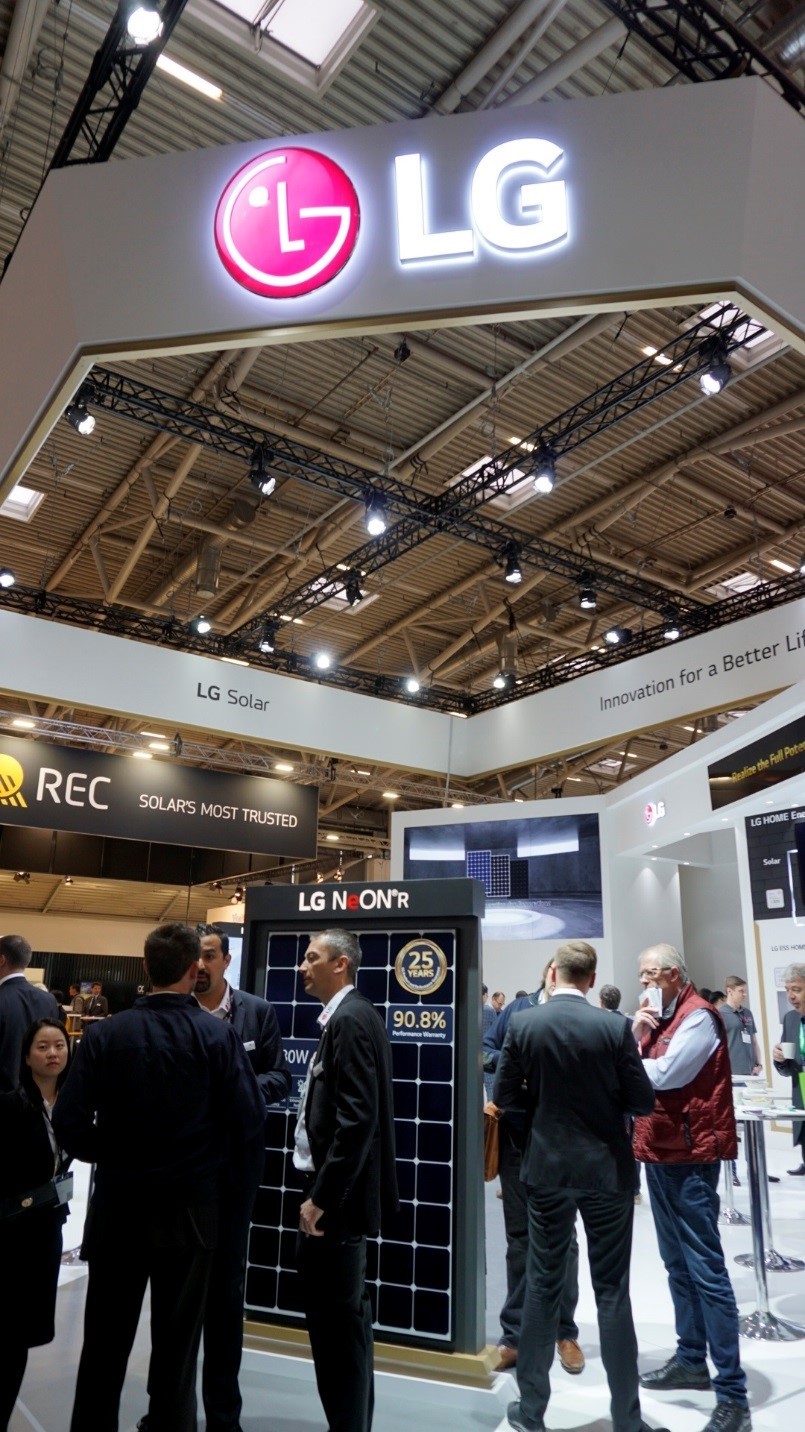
11,1138,805,1432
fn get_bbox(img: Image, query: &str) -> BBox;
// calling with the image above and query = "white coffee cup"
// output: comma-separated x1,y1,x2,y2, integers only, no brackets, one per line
643,986,663,1015
780,1041,797,1060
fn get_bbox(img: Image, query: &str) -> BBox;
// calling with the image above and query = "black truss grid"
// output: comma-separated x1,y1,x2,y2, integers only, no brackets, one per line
49,2,192,170
598,1,805,115
3,573,805,716
87,302,764,630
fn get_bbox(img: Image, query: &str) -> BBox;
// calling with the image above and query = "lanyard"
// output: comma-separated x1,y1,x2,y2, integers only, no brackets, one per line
799,1018,805,1060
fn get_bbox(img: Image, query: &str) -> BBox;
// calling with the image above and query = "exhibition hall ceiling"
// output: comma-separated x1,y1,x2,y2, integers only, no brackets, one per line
1,0,804,868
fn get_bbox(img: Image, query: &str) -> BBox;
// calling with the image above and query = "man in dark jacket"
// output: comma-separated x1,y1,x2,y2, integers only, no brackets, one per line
0,934,59,1091
54,922,265,1432
483,969,583,1375
494,940,655,1432
294,928,398,1432
633,943,750,1432
772,960,805,1175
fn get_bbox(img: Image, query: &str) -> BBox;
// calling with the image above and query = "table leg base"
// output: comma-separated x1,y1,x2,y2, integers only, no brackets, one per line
719,1207,750,1226
735,1250,805,1272
60,1246,86,1265
739,1310,805,1341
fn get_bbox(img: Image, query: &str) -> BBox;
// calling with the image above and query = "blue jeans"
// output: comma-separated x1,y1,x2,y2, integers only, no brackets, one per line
646,1162,747,1407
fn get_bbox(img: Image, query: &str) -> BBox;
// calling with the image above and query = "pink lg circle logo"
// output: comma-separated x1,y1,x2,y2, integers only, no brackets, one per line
215,147,361,299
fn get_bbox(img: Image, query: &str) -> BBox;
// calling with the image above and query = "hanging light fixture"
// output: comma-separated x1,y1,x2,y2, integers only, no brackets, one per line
314,652,332,670
699,339,732,396
604,626,631,646
404,676,420,694
530,444,556,494
125,2,163,45
64,386,96,436
663,608,681,641
0,567,15,589
249,444,277,498
258,621,277,654
344,574,364,607
503,544,523,585
364,492,387,537
195,615,212,635
579,587,597,611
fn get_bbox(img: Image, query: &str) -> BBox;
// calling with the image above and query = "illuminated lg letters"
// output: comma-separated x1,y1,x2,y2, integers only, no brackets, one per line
471,139,567,251
394,154,474,262
395,140,568,264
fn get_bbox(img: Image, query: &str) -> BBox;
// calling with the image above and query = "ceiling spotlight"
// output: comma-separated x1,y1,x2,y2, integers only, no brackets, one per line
344,573,364,607
604,626,631,646
699,340,732,396
195,615,212,634
492,673,508,690
314,651,332,670
126,3,163,45
365,492,387,537
663,609,681,641
249,443,277,498
579,587,597,611
800,555,805,575
530,444,556,494
404,676,420,694
258,620,277,654
64,875,73,886
64,386,96,436
13,871,31,884
503,544,523,585
394,338,411,363
0,567,15,588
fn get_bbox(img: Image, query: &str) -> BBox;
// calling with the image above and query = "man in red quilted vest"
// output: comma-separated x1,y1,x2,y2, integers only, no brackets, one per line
632,944,750,1432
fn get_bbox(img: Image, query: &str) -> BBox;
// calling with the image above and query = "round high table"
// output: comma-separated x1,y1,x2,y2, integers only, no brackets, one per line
733,1109,805,1341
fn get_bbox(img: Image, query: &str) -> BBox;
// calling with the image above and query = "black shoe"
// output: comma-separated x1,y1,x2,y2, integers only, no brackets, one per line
507,1400,545,1432
136,1421,149,1432
788,1163,805,1176
732,1172,741,1187
768,1174,780,1183
639,1356,711,1391
702,1404,752,1432
639,1423,671,1432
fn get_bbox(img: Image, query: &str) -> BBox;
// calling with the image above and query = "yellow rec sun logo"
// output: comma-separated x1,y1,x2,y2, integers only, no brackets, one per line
0,754,27,807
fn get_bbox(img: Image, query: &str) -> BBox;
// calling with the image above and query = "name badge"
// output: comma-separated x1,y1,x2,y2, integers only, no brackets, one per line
243,1040,256,1051
55,1173,74,1205
741,1032,751,1044
311,1061,324,1077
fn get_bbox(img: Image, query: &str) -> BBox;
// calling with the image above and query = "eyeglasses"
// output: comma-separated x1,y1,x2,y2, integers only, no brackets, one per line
640,968,666,980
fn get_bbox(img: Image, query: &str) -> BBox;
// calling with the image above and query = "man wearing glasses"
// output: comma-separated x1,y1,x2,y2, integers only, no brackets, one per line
632,945,750,1432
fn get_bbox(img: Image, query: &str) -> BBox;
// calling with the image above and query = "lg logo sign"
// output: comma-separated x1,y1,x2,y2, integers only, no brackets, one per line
215,138,569,299
215,147,361,299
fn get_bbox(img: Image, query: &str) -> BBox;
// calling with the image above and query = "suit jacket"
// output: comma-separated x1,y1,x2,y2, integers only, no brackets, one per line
229,987,291,1107
53,994,265,1213
0,978,60,1092
305,989,398,1237
494,990,655,1194
773,1006,805,1145
83,994,108,1018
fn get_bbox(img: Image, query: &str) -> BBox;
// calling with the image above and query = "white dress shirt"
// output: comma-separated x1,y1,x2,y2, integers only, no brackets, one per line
293,984,355,1173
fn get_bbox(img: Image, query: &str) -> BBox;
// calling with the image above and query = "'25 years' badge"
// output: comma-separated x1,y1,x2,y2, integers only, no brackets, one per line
394,939,447,996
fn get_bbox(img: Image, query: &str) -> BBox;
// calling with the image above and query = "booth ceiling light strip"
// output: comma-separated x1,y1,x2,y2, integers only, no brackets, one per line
2,570,805,715
597,0,805,114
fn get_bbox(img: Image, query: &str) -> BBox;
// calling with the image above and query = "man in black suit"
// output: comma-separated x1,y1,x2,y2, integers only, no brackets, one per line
773,961,805,1175
0,934,59,1091
83,981,109,1018
494,940,657,1432
294,928,398,1432
54,922,265,1432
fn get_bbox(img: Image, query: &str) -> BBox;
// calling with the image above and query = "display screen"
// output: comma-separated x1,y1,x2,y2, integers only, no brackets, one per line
246,925,457,1343
402,814,603,941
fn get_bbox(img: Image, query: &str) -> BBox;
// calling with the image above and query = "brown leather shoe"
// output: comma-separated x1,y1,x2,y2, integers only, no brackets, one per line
495,1345,518,1371
557,1338,585,1374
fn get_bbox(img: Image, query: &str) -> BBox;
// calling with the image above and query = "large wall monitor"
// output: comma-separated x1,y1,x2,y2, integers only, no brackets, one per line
402,813,602,942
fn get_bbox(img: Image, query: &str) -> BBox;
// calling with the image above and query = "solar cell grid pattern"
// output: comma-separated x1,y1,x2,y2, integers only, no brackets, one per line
246,926,457,1342
466,849,491,891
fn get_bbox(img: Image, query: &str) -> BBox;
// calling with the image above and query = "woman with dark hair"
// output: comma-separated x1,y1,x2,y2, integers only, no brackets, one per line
0,1018,71,1429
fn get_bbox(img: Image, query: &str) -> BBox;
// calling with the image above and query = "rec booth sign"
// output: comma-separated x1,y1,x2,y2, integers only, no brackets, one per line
0,732,317,857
